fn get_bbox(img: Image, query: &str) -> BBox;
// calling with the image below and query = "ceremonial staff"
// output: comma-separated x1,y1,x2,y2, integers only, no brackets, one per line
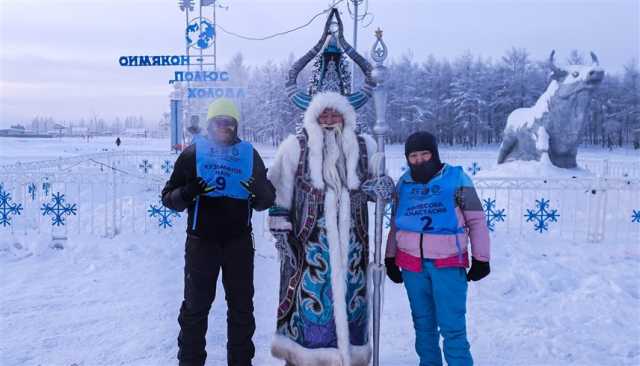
370,28,388,366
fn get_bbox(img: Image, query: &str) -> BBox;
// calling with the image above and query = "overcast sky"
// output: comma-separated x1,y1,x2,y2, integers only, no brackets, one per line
0,0,638,127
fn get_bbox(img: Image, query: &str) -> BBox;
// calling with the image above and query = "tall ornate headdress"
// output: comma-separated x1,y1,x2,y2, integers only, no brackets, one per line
286,8,376,110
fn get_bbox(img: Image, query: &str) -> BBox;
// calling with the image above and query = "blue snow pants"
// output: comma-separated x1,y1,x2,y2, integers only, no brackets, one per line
402,259,473,366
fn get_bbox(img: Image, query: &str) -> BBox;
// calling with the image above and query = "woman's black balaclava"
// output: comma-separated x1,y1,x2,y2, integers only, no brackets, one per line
405,131,444,183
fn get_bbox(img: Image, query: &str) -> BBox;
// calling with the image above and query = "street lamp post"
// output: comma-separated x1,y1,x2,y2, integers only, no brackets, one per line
351,0,361,93
370,27,388,366
178,0,195,151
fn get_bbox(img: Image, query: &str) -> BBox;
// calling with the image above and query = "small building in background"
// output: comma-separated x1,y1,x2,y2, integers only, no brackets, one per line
123,128,148,138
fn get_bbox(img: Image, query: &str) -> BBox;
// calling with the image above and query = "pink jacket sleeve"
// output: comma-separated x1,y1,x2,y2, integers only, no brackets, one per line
457,172,491,262
462,209,490,262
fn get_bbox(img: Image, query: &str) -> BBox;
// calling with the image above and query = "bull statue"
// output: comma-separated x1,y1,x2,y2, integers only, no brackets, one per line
497,50,604,168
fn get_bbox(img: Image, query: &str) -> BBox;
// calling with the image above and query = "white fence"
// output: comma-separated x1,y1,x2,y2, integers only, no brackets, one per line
1,151,638,244
385,154,640,180
1,150,637,179
472,177,639,244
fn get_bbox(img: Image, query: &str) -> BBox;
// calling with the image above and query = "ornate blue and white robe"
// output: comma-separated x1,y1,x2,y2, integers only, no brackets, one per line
268,92,378,366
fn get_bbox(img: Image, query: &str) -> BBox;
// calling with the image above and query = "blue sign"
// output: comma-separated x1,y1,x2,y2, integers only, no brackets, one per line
186,17,215,50
187,87,246,99
119,55,190,67
169,71,230,84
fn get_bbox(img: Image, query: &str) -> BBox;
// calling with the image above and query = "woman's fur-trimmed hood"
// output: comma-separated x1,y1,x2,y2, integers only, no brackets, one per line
302,91,361,191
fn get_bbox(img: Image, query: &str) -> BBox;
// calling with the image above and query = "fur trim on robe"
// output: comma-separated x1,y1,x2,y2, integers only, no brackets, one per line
272,334,371,366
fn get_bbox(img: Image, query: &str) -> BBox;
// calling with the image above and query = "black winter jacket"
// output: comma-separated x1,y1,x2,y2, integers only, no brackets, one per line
161,140,275,241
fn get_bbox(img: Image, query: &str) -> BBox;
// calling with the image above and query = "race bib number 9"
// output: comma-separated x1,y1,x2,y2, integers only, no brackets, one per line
195,139,254,199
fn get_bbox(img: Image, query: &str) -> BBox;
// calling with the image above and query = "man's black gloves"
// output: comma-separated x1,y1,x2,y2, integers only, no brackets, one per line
182,177,214,202
385,257,403,284
466,257,490,282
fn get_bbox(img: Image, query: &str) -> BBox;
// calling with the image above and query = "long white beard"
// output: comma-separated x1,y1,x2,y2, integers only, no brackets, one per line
322,128,347,193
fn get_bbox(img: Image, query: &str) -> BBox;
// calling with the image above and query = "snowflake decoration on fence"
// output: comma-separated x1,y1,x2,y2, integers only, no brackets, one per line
178,0,194,12
41,192,77,226
0,185,23,227
161,160,174,174
139,160,153,174
467,162,481,176
28,183,37,201
482,198,506,232
42,179,51,196
148,198,180,228
632,210,640,224
524,198,559,233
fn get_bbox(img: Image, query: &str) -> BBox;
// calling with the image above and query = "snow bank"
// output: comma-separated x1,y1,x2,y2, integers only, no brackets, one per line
476,154,594,179
2,220,639,366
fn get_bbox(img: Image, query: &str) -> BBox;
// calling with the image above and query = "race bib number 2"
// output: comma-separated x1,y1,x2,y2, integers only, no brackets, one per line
421,215,434,231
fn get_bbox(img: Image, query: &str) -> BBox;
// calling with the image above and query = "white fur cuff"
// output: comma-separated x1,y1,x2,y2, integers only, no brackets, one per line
271,334,371,366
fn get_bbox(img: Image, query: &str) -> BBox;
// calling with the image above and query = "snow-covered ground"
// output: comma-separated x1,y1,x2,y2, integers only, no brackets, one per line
1,137,639,366
0,137,172,164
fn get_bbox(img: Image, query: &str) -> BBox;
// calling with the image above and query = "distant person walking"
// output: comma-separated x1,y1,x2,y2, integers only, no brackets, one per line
115,137,121,147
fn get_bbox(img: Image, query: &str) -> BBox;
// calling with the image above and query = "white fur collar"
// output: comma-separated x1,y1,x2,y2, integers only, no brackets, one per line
302,92,361,190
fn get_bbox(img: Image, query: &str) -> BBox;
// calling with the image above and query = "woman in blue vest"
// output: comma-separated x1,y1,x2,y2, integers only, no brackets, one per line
385,131,491,366
162,98,275,366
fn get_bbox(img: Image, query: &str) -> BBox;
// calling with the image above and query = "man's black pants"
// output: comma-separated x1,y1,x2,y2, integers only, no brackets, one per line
177,234,255,366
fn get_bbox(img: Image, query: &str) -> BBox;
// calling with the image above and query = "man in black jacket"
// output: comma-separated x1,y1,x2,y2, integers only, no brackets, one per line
162,98,275,366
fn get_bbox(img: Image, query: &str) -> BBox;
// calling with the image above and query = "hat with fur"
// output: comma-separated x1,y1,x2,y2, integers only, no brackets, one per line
303,92,356,133
301,91,361,190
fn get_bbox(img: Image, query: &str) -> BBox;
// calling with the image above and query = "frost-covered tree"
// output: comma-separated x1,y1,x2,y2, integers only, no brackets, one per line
620,60,640,145
445,52,488,146
232,48,637,147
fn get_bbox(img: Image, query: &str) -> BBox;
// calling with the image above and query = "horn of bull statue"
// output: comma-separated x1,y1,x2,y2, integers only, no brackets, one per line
590,51,600,66
549,50,567,78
